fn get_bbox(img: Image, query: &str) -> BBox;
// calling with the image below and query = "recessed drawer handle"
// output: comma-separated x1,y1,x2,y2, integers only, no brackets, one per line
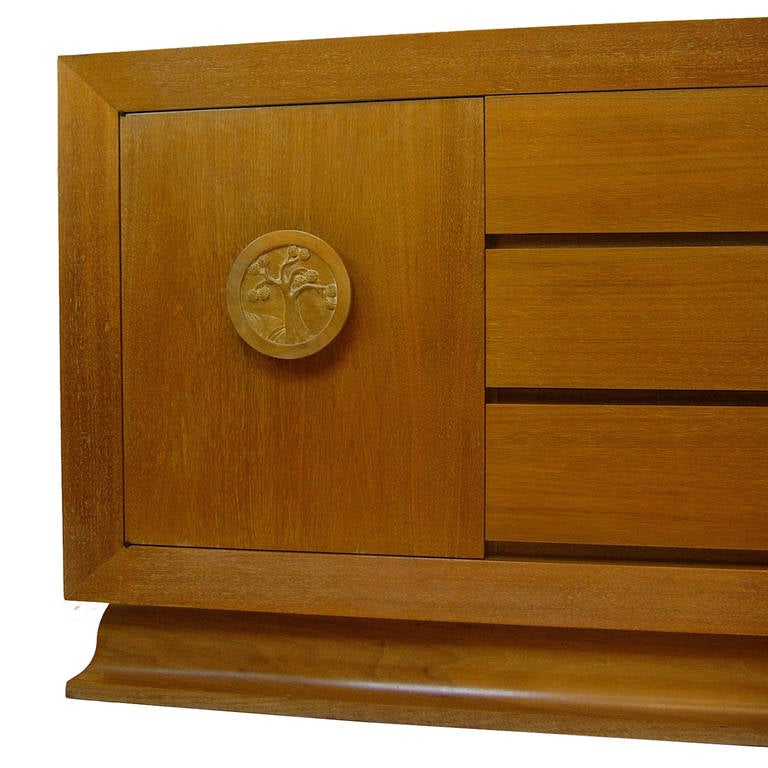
226,229,352,359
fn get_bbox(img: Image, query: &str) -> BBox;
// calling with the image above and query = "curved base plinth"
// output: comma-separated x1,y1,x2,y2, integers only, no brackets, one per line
67,605,768,745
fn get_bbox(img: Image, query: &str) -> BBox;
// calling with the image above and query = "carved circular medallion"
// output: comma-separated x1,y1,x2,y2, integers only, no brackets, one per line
226,230,352,359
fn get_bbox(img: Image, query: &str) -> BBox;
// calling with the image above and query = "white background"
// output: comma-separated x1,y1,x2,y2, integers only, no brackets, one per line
1,1,766,765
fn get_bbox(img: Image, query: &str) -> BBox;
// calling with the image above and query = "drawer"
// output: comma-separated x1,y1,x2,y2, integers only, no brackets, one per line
486,245,768,389
486,404,768,550
486,88,768,233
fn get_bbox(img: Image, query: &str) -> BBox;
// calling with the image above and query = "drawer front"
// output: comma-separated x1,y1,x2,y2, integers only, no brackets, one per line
486,88,768,233
486,404,768,550
486,245,768,389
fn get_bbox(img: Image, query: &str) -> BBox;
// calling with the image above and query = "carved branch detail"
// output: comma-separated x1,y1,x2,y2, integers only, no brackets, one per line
228,230,350,359
242,244,338,346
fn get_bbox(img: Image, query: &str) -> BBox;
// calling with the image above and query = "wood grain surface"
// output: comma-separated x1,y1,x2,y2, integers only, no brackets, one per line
120,99,484,557
486,245,768,389
68,545,768,636
59,21,768,741
58,61,123,589
67,605,768,745
60,18,768,113
486,88,768,233
486,404,768,550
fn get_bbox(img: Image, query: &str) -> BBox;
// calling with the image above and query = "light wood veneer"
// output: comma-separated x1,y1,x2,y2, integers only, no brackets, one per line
120,100,484,557
486,246,768,390
486,88,768,233
59,18,768,744
486,404,768,550
68,605,768,745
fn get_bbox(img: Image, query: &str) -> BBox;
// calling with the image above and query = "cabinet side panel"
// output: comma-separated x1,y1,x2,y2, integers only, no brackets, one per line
59,62,123,590
121,99,484,558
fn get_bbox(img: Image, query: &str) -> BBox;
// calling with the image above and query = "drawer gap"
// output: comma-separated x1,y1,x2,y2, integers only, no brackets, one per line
486,388,768,406
486,232,768,249
486,541,768,567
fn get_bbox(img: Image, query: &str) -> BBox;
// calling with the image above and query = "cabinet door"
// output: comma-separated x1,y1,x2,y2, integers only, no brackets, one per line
121,99,484,557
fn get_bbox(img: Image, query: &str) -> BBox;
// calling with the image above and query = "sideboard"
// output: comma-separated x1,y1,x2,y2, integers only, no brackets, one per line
59,17,768,744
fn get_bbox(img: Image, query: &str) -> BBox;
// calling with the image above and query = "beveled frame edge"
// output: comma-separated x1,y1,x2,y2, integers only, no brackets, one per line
70,545,768,636
59,59,123,593
59,17,768,114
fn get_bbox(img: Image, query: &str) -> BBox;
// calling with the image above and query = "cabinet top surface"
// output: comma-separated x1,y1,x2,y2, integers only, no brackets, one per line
58,17,768,113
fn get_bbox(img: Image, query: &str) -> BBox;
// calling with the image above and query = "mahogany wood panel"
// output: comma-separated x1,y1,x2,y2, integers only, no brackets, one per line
486,245,768,389
60,19,768,113
67,605,768,745
120,100,484,557
68,546,768,636
486,88,768,233
486,404,768,550
58,61,123,588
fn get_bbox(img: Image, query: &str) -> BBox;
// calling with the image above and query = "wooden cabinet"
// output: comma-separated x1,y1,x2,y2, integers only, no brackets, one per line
59,18,768,746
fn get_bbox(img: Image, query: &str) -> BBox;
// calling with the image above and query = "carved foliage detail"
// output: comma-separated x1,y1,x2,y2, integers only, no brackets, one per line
241,245,338,346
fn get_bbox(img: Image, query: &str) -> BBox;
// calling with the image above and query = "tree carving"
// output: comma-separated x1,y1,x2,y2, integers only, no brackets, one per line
243,245,338,345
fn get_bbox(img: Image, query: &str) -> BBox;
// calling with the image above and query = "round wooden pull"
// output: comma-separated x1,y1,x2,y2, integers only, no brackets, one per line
226,230,352,359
